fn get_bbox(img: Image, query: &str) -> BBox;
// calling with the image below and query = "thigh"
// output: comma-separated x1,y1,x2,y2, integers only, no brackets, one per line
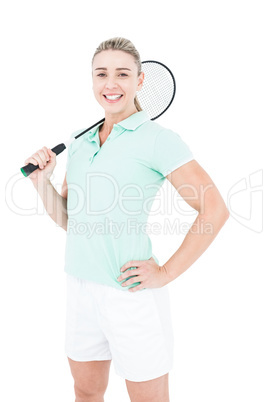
68,357,112,396
65,274,113,361
99,285,174,382
125,373,169,402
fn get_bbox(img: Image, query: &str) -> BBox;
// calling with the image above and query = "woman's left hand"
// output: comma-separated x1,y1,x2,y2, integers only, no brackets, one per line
117,257,170,292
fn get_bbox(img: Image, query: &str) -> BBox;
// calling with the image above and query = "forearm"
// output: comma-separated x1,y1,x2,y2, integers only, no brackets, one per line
163,208,230,283
33,179,68,231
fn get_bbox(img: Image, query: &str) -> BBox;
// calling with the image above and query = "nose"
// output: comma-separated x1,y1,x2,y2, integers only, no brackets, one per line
105,76,118,89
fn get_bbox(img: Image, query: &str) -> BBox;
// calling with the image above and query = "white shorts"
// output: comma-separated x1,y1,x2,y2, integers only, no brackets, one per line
64,273,174,382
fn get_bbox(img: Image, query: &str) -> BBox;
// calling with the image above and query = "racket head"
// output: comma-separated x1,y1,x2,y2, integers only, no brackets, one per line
74,60,176,140
138,60,176,120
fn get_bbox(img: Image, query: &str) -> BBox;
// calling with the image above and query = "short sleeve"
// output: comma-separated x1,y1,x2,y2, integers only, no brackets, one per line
152,128,194,177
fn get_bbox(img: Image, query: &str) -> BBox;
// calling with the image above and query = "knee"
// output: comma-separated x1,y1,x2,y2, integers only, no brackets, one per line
74,382,105,401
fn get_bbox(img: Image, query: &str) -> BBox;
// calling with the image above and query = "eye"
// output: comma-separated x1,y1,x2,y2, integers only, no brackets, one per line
97,73,106,77
119,73,128,77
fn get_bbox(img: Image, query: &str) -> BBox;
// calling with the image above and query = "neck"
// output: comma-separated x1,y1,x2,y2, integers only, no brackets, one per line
100,107,138,136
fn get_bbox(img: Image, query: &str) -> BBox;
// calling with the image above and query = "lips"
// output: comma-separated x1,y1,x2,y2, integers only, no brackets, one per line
103,94,123,103
104,94,123,100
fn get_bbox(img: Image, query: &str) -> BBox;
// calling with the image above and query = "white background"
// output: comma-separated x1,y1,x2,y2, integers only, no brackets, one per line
1,0,267,401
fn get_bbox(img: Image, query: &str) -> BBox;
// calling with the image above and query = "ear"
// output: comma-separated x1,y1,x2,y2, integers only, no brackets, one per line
137,71,145,91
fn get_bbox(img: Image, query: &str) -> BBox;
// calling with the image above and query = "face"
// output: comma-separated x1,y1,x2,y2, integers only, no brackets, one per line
92,49,144,118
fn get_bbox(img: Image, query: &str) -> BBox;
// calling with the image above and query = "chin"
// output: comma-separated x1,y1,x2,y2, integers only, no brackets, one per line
102,103,127,114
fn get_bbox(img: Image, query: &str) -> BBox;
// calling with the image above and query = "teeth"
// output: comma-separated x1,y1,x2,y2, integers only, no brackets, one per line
105,95,122,100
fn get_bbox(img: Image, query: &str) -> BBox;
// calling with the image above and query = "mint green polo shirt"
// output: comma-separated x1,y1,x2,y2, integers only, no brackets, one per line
64,110,194,290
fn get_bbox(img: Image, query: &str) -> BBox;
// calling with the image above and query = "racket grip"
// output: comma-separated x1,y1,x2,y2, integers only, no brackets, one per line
20,143,66,177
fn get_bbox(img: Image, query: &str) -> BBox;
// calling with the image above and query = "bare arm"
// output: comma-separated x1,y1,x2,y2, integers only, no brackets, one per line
162,159,230,282
25,147,68,231
32,177,68,231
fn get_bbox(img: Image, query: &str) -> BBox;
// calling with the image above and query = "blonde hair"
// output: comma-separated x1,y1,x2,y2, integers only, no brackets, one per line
92,37,143,111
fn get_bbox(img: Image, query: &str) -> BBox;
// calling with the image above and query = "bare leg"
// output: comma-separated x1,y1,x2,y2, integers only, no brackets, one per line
125,372,170,402
67,357,112,401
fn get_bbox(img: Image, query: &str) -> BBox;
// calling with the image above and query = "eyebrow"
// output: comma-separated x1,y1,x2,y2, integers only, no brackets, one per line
94,67,132,71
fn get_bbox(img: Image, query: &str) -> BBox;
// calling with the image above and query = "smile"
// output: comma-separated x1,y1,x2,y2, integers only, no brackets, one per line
103,94,123,103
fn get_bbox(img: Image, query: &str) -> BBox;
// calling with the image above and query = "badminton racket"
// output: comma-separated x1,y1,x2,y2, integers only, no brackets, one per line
20,60,176,177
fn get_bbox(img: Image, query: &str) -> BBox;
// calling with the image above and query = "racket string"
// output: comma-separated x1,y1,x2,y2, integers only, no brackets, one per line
138,61,175,120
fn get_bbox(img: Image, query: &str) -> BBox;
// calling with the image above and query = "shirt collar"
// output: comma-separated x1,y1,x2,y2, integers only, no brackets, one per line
86,120,104,142
86,110,150,143
116,110,150,130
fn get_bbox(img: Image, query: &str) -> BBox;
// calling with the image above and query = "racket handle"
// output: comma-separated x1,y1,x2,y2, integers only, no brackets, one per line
20,143,66,177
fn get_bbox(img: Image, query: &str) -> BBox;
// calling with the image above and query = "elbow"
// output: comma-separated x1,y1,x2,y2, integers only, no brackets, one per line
217,203,230,220
199,206,229,235
219,208,230,227
224,207,230,220
63,216,68,232
220,203,230,221
218,207,230,231
61,214,68,232
200,203,230,223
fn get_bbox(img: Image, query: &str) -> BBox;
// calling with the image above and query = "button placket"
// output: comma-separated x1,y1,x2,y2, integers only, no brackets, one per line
88,139,100,165
87,125,124,164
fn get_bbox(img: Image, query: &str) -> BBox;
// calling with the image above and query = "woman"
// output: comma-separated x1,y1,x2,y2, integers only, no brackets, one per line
24,37,229,401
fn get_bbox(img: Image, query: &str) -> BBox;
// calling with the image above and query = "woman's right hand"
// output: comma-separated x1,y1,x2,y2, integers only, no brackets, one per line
24,146,56,183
